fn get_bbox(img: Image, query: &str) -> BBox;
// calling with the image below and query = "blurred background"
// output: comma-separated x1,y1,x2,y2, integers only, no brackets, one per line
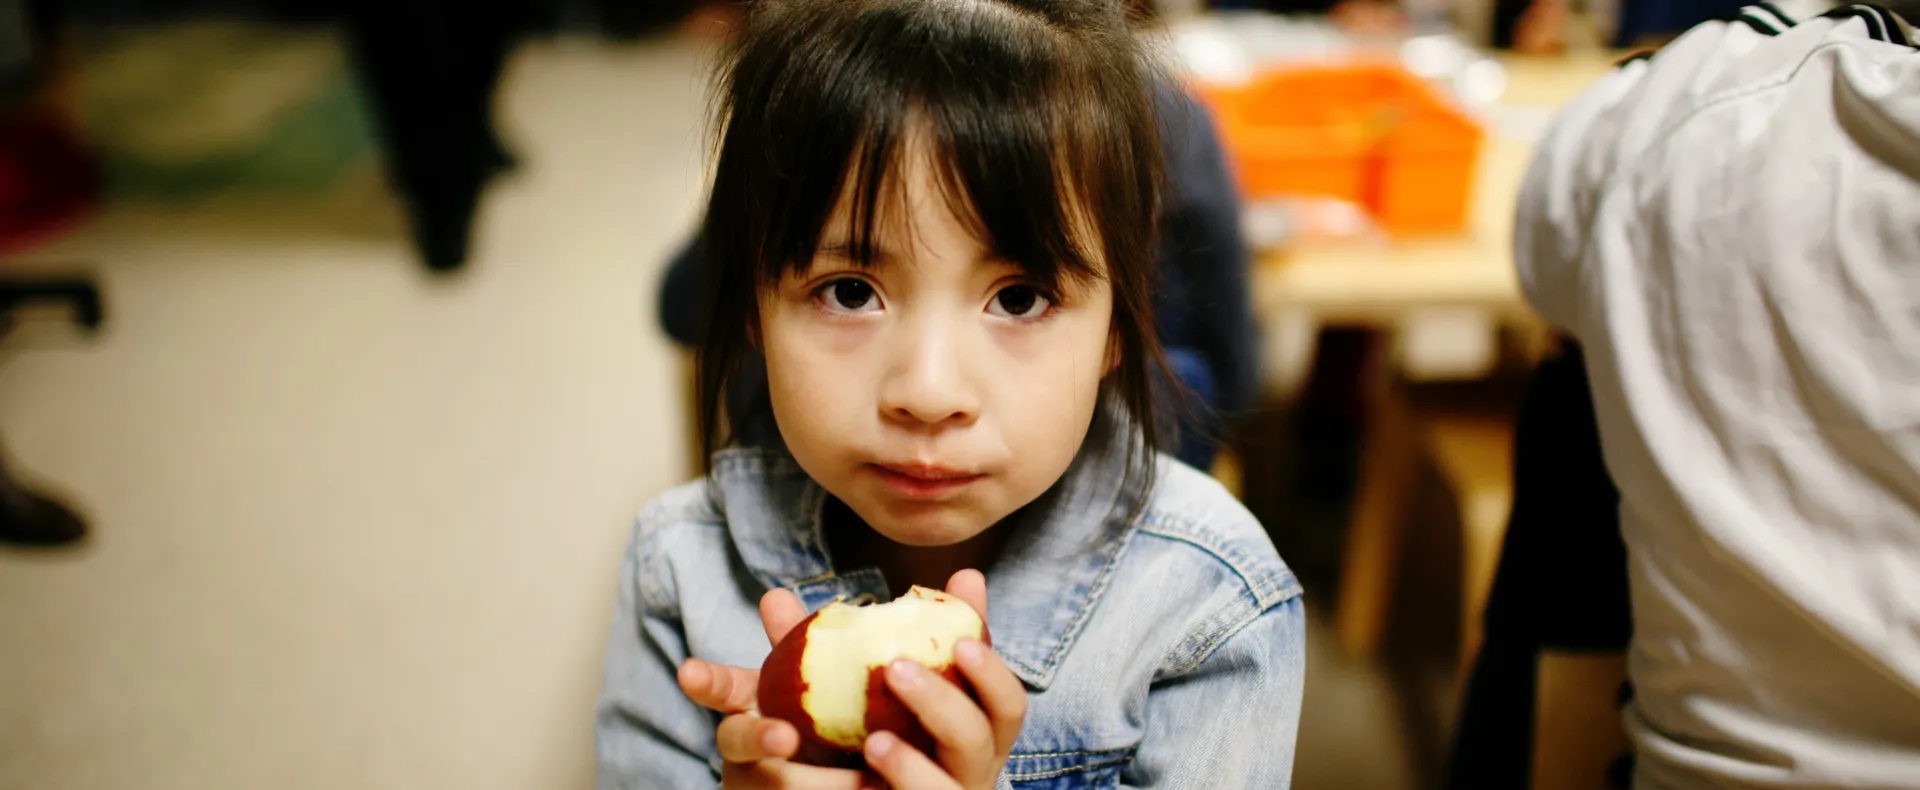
0,0,1802,788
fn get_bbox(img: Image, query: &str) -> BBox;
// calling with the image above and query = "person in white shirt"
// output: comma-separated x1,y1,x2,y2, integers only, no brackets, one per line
1510,4,1920,788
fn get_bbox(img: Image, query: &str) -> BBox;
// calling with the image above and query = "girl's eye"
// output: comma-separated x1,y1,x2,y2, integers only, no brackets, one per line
987,285,1053,320
817,278,881,314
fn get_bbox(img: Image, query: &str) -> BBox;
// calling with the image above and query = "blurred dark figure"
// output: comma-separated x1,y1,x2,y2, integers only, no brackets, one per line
343,0,717,272
1491,0,1768,51
342,0,528,273
1209,0,1410,33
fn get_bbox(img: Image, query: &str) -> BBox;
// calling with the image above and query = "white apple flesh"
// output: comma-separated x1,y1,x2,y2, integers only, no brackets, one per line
757,586,990,753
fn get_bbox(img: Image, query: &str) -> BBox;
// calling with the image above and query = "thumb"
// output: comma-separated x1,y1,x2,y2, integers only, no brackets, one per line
944,568,989,621
760,587,810,646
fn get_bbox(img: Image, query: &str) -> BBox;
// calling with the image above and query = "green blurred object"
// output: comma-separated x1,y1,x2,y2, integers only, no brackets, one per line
76,23,376,200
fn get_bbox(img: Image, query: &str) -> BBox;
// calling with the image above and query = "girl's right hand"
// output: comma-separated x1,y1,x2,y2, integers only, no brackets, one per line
679,590,876,789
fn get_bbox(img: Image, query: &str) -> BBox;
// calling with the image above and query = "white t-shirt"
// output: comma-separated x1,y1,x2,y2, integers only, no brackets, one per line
1515,5,1920,788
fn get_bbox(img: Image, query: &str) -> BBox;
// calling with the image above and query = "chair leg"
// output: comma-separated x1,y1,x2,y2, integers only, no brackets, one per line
1335,381,1420,658
0,273,102,546
1422,414,1518,675
0,440,85,546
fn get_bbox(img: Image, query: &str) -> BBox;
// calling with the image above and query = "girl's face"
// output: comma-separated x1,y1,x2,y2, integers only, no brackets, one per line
759,135,1113,548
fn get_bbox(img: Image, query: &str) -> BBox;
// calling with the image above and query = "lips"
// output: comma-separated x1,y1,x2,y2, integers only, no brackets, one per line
868,463,984,499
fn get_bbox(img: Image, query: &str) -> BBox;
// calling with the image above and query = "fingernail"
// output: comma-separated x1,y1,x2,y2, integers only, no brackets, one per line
866,730,896,761
956,639,984,669
888,659,923,689
760,728,785,754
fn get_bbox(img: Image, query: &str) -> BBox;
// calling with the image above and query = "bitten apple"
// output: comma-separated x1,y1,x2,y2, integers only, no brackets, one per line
757,586,990,753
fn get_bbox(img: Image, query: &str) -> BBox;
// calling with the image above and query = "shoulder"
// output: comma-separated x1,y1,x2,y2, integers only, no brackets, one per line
1106,458,1300,674
1517,5,1911,327
634,477,727,550
1522,5,1919,328
626,477,730,614
1135,457,1300,609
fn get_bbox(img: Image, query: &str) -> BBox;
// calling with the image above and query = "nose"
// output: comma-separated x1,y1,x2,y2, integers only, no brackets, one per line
877,313,980,429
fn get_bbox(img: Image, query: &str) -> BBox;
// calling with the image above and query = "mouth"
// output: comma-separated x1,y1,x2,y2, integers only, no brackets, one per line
867,463,985,500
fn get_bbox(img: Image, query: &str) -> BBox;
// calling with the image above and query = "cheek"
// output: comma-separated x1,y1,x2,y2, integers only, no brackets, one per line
994,310,1111,452
764,339,836,426
760,307,873,454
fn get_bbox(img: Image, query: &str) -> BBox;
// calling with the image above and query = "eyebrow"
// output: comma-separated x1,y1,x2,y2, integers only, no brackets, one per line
816,240,1026,270
815,240,896,268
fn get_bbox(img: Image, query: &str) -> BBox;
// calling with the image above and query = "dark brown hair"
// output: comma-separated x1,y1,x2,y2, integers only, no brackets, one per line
696,0,1171,492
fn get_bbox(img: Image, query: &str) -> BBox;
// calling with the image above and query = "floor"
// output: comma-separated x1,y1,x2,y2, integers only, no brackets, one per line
0,31,1419,790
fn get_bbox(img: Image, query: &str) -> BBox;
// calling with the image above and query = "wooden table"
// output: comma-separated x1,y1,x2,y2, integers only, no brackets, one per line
1253,52,1622,325
1247,52,1621,660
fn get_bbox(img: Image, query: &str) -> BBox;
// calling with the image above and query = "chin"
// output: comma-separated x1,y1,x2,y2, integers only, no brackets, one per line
853,499,992,547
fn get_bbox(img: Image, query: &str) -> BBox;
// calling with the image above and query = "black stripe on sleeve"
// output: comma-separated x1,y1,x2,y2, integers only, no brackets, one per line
1734,11,1784,34
1825,4,1894,41
1864,3,1913,45
1613,50,1656,68
1750,1,1799,29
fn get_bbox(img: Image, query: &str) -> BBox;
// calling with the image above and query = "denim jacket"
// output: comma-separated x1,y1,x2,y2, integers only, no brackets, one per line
595,437,1305,789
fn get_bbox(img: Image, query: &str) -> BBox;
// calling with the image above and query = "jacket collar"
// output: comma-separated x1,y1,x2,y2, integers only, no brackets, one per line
707,415,1146,691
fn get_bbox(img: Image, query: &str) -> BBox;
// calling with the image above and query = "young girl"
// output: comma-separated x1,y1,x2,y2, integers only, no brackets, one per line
596,1,1304,787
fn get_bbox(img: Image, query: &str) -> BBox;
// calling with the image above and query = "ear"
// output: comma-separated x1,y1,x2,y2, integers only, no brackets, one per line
1104,334,1121,375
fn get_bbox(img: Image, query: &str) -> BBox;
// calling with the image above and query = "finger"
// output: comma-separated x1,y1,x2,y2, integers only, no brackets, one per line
677,658,761,714
793,740,862,770
865,730,962,790
722,759,869,790
954,638,1028,755
884,658,996,785
716,712,801,764
943,569,988,621
767,761,874,790
761,588,810,646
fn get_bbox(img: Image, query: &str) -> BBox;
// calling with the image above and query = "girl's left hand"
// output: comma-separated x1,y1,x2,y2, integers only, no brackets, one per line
862,569,1027,790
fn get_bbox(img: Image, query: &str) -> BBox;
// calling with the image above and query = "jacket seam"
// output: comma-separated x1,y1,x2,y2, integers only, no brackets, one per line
1023,517,1139,680
1126,518,1302,677
1009,747,1136,759
1004,748,1135,780
1134,511,1301,609
1161,593,1299,678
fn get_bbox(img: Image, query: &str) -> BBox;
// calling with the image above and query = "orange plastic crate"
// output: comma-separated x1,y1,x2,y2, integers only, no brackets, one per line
1197,62,1485,235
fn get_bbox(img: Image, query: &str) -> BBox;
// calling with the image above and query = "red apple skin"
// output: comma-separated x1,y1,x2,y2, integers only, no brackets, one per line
756,609,820,748
756,606,992,755
858,661,973,756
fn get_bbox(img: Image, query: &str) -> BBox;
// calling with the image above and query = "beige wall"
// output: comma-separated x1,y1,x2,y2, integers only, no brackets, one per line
0,36,710,790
